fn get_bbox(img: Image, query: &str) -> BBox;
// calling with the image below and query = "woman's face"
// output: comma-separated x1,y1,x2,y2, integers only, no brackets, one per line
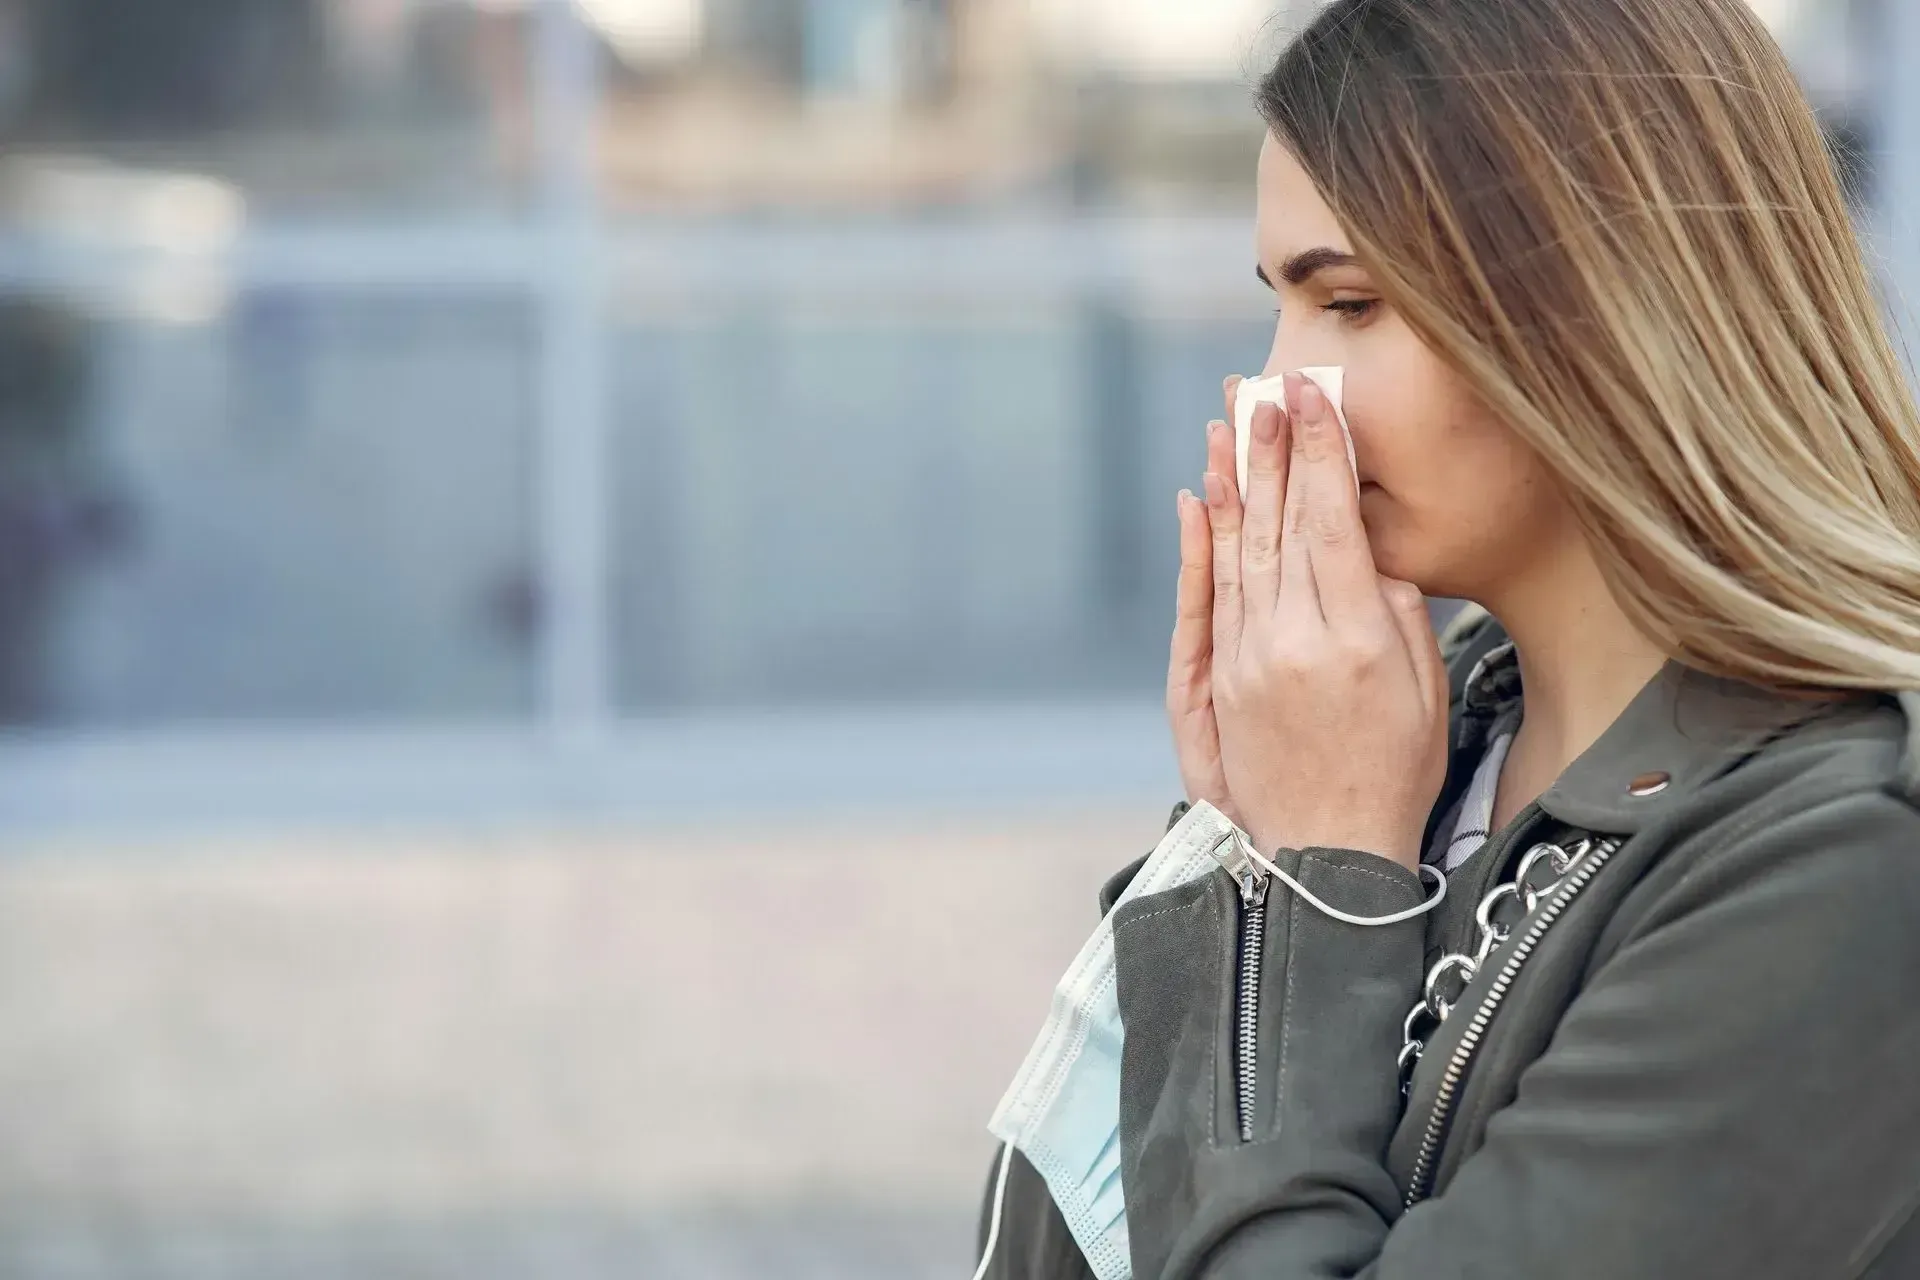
1253,134,1568,601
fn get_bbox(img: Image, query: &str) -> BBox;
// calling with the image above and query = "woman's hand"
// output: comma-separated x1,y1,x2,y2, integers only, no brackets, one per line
1166,376,1245,824
1202,372,1448,869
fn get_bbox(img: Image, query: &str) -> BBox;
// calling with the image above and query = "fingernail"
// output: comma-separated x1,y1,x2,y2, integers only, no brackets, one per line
1299,379,1326,424
1207,419,1227,442
1202,472,1227,507
1282,370,1305,416
1252,401,1279,443
1178,487,1195,512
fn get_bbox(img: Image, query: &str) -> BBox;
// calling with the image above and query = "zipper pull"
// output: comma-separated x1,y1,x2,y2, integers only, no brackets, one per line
1207,828,1272,906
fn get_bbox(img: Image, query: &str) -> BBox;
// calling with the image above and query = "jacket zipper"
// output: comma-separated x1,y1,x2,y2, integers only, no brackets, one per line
1403,835,1621,1207
1233,867,1270,1143
1206,830,1273,1144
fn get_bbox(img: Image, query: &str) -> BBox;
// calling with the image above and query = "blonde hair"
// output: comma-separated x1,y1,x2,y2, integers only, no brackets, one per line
1259,0,1920,691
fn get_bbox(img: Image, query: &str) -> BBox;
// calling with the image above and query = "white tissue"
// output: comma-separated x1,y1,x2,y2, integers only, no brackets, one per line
1233,366,1356,501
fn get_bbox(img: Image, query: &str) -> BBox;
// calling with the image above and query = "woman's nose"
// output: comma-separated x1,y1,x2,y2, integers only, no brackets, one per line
1262,332,1325,381
1260,356,1326,381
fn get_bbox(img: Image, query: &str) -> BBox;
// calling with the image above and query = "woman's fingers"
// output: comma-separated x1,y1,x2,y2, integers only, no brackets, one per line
1277,385,1320,623
1203,459,1246,659
1223,373,1243,433
1282,373,1384,628
1206,414,1237,489
1204,420,1246,656
1239,400,1288,616
1171,477,1235,819
1170,489,1214,693
1383,578,1446,718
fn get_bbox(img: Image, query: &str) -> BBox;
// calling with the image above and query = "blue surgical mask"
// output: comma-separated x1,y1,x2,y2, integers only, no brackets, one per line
979,802,1240,1280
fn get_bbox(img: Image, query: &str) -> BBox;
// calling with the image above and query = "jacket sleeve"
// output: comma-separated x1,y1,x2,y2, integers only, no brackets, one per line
1116,791,1920,1279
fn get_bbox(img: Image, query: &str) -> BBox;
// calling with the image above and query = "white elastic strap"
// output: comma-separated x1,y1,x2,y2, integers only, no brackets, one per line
971,1139,1014,1280
1240,836,1447,926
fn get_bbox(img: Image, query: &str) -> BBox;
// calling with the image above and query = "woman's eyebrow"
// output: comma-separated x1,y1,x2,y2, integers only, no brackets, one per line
1256,248,1362,289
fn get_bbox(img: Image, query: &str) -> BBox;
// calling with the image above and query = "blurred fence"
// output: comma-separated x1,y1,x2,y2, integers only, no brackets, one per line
3,218,1269,724
0,0,1306,834
0,0,1902,832
0,211,1286,829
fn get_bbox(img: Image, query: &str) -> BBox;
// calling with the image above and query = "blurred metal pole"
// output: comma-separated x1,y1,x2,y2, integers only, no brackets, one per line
533,0,611,744
1875,0,1920,372
1085,294,1145,627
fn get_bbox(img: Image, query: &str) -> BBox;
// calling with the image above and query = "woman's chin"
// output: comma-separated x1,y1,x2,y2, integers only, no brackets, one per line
1359,496,1439,593
1367,537,1451,599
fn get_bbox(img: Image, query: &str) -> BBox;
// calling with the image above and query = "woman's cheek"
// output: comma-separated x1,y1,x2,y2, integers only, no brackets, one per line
1341,402,1424,574
1339,385,1382,484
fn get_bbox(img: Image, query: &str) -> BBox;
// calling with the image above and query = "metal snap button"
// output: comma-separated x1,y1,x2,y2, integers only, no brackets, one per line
1627,770,1671,797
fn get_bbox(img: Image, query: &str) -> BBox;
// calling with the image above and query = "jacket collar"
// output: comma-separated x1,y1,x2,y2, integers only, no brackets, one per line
1454,633,1848,836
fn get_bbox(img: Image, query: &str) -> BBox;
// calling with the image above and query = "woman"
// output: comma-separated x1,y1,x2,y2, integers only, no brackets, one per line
975,0,1920,1276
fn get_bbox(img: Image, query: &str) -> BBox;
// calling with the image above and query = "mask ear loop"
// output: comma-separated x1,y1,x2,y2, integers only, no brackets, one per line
1236,830,1447,926
971,1140,1014,1280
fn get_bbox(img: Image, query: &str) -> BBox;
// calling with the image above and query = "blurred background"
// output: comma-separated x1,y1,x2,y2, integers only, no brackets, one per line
0,0,1909,1276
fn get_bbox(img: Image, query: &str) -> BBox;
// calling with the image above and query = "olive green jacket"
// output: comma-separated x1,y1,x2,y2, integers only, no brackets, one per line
977,609,1920,1278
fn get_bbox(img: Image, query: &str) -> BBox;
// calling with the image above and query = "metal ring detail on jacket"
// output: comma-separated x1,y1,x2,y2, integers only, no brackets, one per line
1398,837,1597,1093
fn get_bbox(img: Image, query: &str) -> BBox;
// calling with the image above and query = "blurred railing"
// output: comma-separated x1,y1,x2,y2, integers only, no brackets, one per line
0,207,1278,829
0,0,1910,832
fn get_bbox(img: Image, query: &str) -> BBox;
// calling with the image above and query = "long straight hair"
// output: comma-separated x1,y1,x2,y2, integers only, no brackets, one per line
1259,0,1920,690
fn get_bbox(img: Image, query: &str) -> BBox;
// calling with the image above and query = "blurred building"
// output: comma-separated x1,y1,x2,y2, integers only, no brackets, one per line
0,0,1903,823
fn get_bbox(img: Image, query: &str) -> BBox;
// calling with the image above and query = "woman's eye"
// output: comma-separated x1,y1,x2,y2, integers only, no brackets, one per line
1323,298,1380,322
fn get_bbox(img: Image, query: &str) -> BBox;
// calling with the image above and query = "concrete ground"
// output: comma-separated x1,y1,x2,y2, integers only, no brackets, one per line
0,803,1165,1278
